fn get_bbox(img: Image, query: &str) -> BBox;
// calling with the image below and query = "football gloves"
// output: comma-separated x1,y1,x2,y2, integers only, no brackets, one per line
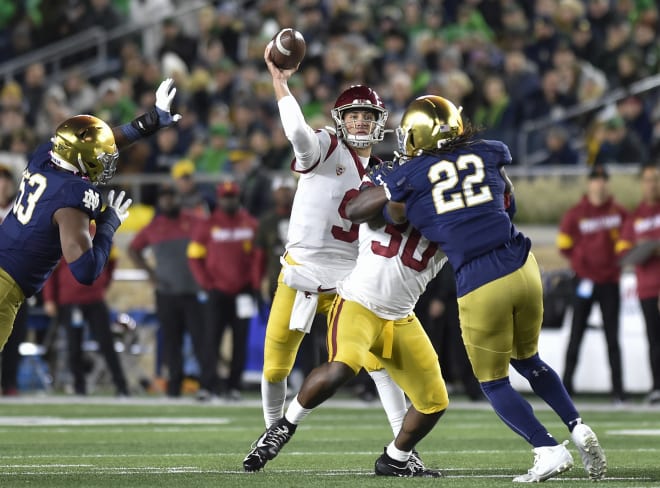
98,189,132,231
155,77,182,125
130,78,181,137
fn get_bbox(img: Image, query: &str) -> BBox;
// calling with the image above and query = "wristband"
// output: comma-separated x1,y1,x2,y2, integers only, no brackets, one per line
130,106,161,138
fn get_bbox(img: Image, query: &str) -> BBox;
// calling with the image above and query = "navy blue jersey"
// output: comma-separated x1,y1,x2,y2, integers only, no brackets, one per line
0,143,103,296
383,139,531,296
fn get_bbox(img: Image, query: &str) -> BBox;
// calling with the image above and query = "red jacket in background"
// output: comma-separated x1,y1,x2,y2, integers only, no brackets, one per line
129,212,201,295
617,201,660,299
556,195,628,283
187,208,258,294
42,248,117,305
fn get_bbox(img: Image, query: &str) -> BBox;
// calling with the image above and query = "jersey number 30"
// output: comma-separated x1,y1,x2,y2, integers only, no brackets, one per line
428,154,493,214
13,171,47,225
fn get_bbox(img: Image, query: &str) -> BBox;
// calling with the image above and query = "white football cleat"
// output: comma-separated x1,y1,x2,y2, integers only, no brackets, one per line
513,440,573,483
571,423,607,480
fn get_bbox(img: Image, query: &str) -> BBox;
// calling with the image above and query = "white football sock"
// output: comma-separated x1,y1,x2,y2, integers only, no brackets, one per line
284,396,312,425
386,440,411,462
261,375,287,428
370,369,407,436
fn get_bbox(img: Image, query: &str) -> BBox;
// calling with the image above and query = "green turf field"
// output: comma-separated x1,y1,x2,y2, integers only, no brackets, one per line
0,395,659,487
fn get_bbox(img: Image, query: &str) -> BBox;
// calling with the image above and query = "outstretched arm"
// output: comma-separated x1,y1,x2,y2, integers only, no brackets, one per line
264,41,320,170
113,78,181,150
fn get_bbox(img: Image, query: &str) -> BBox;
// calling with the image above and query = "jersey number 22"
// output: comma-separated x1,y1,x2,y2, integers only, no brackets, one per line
429,154,493,214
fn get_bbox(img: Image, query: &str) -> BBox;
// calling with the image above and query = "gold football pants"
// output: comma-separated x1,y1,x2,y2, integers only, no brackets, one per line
457,253,543,382
327,296,448,414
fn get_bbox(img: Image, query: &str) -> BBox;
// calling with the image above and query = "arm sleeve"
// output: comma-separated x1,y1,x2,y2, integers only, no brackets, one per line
278,95,321,170
67,220,115,285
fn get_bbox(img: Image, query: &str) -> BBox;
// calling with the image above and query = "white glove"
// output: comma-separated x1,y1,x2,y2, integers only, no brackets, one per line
106,189,132,224
155,78,182,123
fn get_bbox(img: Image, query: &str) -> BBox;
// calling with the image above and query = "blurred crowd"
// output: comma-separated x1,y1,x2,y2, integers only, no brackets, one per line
1,0,660,210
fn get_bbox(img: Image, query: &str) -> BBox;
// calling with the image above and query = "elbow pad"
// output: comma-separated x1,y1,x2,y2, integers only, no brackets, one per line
68,221,114,285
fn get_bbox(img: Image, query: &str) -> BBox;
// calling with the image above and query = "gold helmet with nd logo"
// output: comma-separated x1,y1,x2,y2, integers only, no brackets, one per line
50,115,119,185
396,95,464,159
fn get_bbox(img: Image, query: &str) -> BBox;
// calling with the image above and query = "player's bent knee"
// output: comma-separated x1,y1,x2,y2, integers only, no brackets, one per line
415,397,449,415
410,384,449,414
262,367,291,383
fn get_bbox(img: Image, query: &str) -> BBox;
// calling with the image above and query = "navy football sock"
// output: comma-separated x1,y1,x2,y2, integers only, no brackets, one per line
510,354,580,430
480,377,557,447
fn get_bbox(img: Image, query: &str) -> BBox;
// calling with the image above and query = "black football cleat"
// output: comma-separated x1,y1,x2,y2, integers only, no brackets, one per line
243,418,297,472
374,448,442,478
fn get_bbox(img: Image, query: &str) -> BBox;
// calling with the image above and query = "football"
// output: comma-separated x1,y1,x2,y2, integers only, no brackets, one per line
268,28,306,70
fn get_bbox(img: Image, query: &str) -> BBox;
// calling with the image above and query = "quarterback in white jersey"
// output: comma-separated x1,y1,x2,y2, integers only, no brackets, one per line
283,121,369,286
246,41,414,466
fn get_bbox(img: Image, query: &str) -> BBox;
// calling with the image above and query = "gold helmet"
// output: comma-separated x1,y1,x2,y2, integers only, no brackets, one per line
396,95,463,158
50,115,119,184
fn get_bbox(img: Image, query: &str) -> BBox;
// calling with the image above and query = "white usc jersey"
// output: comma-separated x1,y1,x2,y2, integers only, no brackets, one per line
337,221,447,320
286,129,368,285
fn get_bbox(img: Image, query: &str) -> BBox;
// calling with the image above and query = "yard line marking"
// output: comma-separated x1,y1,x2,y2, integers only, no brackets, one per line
0,417,230,426
3,464,656,482
3,464,94,468
608,429,660,436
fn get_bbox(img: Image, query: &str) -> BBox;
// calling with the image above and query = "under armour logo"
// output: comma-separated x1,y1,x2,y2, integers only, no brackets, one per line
82,189,100,211
532,366,549,377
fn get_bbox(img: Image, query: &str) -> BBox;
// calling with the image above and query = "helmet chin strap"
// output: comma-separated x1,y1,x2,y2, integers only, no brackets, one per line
49,151,82,175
